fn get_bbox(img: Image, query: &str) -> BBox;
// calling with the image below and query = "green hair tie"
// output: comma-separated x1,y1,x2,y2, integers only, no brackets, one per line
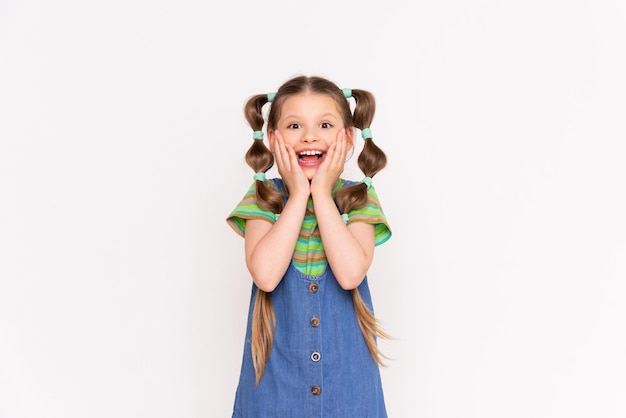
341,213,349,224
253,131,264,140
361,176,373,189
254,172,266,181
342,88,352,98
267,92,276,102
361,128,373,139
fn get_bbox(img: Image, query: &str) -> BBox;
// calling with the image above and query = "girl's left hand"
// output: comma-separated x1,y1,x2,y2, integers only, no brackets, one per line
310,130,349,197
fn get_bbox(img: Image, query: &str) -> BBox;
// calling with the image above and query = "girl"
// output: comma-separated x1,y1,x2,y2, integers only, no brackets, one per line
227,75,392,417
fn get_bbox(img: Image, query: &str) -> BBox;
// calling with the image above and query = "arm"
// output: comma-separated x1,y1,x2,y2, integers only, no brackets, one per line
244,192,308,292
313,195,375,290
311,131,375,290
245,131,311,292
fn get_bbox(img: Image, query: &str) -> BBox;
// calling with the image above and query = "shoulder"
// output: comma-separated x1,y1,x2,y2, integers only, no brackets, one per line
225,179,284,237
340,178,392,246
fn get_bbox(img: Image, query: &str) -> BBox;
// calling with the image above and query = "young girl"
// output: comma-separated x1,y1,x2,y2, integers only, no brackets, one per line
227,75,392,417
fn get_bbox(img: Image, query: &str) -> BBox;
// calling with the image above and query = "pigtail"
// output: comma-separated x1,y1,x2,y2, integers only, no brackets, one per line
352,288,392,366
243,94,284,386
336,88,391,368
243,94,284,214
251,290,276,386
335,88,387,214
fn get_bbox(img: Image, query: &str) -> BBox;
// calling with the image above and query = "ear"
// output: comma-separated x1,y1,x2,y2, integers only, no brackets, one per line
345,127,355,149
267,129,276,152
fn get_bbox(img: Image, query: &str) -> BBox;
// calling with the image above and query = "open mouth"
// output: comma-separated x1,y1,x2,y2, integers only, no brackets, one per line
298,150,324,163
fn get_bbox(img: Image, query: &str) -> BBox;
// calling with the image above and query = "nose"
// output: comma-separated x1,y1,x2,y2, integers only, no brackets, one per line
302,127,319,143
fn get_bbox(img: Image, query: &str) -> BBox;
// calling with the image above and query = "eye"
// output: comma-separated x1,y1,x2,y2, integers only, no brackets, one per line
320,122,333,129
287,123,301,129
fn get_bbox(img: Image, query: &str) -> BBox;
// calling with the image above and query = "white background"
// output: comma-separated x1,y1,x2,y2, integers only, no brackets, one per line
1,1,625,417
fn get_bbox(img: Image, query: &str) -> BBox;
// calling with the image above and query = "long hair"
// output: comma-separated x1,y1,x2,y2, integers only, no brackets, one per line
242,75,389,385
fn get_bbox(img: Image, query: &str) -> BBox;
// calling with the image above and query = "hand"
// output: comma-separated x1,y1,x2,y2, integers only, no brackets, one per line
273,130,310,197
310,130,349,198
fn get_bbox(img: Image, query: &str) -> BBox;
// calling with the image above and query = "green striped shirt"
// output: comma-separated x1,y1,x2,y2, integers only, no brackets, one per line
227,178,391,276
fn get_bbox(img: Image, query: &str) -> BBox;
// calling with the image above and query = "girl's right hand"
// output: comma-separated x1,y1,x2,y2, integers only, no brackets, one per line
273,131,310,197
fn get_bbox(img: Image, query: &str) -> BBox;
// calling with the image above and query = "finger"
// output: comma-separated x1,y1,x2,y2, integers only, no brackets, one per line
330,135,345,168
273,131,290,170
280,134,302,172
336,130,348,161
284,143,299,168
323,141,337,168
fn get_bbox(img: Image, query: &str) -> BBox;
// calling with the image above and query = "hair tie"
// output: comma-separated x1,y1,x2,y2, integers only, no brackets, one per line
253,172,266,181
253,131,264,140
361,176,372,189
267,92,276,103
342,88,352,98
361,128,373,139
341,213,349,224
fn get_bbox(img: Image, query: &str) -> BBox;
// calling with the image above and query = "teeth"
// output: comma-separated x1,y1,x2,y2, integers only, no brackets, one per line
298,150,322,156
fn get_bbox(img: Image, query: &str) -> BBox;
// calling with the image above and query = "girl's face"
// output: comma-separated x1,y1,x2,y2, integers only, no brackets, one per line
268,92,353,180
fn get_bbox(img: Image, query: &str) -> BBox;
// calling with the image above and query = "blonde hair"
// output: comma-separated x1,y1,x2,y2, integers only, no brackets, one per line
243,75,389,385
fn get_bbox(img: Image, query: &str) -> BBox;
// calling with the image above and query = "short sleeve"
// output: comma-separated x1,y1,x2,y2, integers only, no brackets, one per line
226,182,278,238
346,185,392,246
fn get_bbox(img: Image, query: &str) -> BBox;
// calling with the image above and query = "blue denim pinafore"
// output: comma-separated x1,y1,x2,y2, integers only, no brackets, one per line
231,261,387,417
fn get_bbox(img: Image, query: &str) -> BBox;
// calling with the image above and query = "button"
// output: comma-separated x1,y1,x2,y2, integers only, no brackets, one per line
308,283,318,294
311,385,321,396
310,316,320,327
311,351,321,362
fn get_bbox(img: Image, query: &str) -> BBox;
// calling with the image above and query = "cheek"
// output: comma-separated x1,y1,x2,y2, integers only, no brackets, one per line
278,132,299,147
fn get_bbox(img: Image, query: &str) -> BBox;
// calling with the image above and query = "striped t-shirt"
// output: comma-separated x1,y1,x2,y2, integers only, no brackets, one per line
226,178,391,276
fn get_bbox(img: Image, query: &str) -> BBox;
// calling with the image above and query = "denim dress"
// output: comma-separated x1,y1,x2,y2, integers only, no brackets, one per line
231,262,387,418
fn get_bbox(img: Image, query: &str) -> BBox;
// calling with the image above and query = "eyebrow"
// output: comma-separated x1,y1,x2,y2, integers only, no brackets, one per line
282,113,339,120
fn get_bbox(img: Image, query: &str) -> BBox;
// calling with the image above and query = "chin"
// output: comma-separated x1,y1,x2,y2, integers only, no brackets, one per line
302,169,318,180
